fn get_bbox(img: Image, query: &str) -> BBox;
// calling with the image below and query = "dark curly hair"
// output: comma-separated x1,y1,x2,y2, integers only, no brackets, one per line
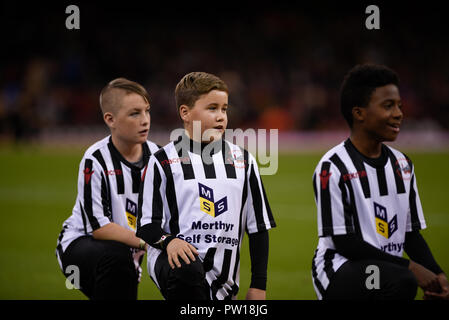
340,64,399,128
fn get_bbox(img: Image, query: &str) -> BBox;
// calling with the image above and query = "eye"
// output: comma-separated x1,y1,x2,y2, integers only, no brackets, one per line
383,102,394,109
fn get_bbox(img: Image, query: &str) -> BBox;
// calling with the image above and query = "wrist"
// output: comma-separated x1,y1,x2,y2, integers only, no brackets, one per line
139,238,147,250
154,234,176,250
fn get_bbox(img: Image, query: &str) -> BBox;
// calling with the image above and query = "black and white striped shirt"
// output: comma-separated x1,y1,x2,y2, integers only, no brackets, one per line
311,139,426,299
56,136,159,269
138,134,276,300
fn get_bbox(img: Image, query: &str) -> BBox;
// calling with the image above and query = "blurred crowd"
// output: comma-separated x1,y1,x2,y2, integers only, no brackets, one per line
1,3,448,142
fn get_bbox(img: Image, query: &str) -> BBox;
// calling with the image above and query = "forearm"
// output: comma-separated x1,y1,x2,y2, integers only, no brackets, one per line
332,233,410,267
92,222,142,249
404,231,443,275
136,223,175,250
248,230,269,290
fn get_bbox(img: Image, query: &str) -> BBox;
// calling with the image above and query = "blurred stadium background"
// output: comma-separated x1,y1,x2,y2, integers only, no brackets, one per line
0,2,448,299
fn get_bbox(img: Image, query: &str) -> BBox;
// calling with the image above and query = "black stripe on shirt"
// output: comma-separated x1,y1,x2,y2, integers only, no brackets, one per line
92,150,112,219
151,163,164,225
131,167,141,194
56,225,68,258
249,163,266,232
154,148,180,235
409,174,422,230
337,174,355,234
211,249,233,300
107,143,125,194
136,168,145,231
261,180,275,228
100,172,112,221
222,140,237,179
312,173,318,202
238,148,250,241
230,148,250,294
79,202,88,235
386,148,406,194
312,249,326,298
329,154,360,235
318,161,333,236
376,166,388,196
203,247,217,273
174,141,195,180
323,249,336,283
83,159,100,230
344,142,371,198
137,163,163,231
203,147,216,179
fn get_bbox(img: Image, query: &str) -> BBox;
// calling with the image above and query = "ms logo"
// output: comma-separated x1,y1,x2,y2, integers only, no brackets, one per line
126,199,137,230
199,183,228,218
374,202,398,239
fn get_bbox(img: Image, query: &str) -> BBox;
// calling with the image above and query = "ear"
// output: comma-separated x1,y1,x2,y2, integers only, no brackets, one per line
352,106,365,123
103,112,115,129
179,105,190,122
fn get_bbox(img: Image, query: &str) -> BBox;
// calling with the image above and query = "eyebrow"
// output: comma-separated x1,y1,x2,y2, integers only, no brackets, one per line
208,103,228,107
129,106,150,111
382,99,401,104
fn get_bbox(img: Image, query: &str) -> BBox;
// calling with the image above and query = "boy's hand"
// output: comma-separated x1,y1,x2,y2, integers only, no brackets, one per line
409,260,440,293
424,273,449,300
245,288,266,300
166,238,198,269
131,248,146,283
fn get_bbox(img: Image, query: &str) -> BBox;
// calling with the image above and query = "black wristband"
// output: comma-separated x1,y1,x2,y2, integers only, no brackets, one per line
161,235,176,250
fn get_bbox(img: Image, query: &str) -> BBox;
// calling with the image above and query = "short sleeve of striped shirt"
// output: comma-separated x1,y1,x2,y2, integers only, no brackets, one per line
77,157,112,233
245,153,276,234
313,160,354,237
406,167,426,232
138,155,167,232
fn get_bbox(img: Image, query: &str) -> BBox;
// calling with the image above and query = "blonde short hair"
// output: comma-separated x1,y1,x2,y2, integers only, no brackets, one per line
99,77,150,114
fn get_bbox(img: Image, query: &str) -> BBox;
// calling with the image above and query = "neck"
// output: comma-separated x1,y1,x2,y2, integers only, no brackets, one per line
349,132,383,158
111,136,142,163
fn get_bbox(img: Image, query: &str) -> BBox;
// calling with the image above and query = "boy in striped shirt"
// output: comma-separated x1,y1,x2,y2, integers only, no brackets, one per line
137,72,276,300
311,64,448,300
56,78,159,299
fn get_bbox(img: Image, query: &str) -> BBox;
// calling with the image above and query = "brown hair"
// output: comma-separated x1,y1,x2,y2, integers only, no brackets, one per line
175,72,228,110
99,77,150,114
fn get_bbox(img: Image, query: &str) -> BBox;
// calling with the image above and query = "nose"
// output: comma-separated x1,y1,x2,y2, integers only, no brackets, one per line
142,111,150,126
393,104,403,120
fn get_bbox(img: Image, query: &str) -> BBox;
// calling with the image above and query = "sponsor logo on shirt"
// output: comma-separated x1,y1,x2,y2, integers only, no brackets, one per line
126,198,137,230
160,157,190,167
83,168,94,185
319,170,332,190
395,158,412,181
374,202,398,239
225,149,247,169
342,170,367,182
199,183,228,218
104,169,123,176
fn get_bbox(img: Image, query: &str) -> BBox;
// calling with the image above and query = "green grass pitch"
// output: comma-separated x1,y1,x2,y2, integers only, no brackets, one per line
0,145,448,299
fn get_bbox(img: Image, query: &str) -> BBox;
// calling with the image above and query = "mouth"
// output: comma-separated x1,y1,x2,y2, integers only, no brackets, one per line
387,123,401,133
213,125,224,131
139,129,149,135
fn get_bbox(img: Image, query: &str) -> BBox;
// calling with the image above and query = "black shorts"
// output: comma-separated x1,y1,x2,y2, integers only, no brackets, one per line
59,236,139,300
324,259,417,300
154,250,211,300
